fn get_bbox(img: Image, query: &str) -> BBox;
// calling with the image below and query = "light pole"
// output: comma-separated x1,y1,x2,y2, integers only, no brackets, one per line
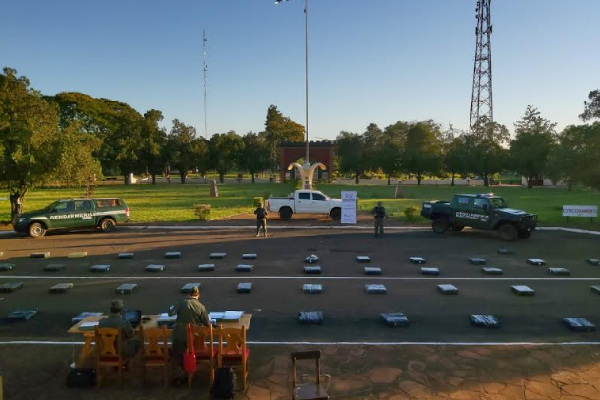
276,0,325,189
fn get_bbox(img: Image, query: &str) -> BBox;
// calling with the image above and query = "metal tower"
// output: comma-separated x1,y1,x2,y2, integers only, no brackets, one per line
203,30,208,139
470,0,493,129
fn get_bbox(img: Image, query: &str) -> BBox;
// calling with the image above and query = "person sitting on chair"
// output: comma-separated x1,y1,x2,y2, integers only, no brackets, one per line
98,299,141,358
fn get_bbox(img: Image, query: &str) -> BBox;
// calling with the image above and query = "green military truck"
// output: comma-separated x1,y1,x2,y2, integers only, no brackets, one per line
420,193,537,241
13,198,130,238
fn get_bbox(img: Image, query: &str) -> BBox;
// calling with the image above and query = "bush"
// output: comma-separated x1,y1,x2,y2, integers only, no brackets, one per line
194,204,211,220
252,197,264,208
403,206,420,222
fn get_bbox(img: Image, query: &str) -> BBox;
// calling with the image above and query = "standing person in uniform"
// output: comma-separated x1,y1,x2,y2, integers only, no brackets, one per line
372,201,387,238
254,202,268,237
168,286,210,384
98,299,141,358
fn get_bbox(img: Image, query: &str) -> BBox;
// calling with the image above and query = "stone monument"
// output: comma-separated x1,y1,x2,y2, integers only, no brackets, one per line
395,180,404,198
210,179,219,198
288,161,326,190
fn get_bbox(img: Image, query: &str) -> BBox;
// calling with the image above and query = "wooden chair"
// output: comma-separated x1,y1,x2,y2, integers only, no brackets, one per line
139,325,170,387
94,326,129,387
216,325,249,390
187,324,217,387
291,350,329,400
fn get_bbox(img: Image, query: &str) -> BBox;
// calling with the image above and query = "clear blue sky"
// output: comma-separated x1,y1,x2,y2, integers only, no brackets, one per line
1,0,598,139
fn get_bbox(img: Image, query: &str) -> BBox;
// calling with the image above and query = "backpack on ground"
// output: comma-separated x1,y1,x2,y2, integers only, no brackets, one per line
211,367,236,399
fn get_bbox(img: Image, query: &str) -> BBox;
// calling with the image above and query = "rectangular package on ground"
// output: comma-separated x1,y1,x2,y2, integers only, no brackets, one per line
118,253,134,259
0,282,24,293
43,264,65,272
90,264,110,273
0,263,15,272
180,283,201,294
364,267,382,275
586,259,600,266
563,318,596,332
302,284,323,294
145,264,164,272
356,256,371,263
548,268,570,276
409,257,426,264
437,284,458,294
365,284,387,294
116,283,138,294
527,259,546,266
511,285,535,296
165,252,181,259
7,309,38,321
30,252,50,259
468,258,486,265
421,267,440,276
497,248,515,255
237,283,252,293
236,264,253,272
242,253,257,260
71,312,103,325
299,311,323,325
198,264,215,272
591,286,600,295
68,252,87,259
305,255,319,264
481,267,503,275
470,314,500,328
381,313,409,327
303,266,322,274
50,283,74,293
209,253,227,259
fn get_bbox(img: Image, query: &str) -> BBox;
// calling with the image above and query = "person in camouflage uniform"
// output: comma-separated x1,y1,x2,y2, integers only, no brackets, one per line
254,202,268,237
98,299,141,358
372,201,387,238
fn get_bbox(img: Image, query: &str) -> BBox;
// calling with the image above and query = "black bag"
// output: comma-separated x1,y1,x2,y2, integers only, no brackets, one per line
210,367,236,399
66,368,95,388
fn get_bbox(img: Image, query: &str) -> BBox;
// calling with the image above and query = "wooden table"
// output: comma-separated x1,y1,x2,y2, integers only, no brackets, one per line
68,313,252,367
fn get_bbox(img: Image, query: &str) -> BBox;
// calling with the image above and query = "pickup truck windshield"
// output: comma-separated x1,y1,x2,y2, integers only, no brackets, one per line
490,198,507,209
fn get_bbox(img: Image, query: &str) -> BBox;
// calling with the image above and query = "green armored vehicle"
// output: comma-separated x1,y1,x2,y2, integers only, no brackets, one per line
420,193,537,241
13,198,130,238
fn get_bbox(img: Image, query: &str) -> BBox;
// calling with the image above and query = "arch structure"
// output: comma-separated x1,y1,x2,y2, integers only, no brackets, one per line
278,141,334,182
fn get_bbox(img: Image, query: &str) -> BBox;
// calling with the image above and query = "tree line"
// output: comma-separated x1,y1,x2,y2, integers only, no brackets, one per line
336,95,600,190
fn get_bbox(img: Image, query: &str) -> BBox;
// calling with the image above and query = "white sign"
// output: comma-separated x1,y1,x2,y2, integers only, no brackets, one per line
341,191,357,224
563,205,598,218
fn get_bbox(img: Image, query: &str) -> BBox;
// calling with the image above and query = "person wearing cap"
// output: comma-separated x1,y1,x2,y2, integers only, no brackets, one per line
98,299,141,358
371,201,387,238
168,286,210,382
253,202,268,237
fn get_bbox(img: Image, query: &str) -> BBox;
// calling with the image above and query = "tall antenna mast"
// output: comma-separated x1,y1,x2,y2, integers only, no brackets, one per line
470,0,493,129
203,29,208,139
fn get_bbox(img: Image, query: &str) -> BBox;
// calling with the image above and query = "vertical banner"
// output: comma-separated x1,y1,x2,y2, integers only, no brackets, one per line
341,191,357,224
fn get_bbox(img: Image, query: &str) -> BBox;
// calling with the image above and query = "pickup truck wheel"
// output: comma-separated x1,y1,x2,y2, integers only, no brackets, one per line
499,224,518,241
279,207,293,220
29,222,46,238
451,224,465,232
330,208,341,221
99,218,116,232
518,230,532,239
432,219,450,234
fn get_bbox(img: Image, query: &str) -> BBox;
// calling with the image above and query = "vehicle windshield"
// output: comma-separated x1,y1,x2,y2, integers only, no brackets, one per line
490,198,507,209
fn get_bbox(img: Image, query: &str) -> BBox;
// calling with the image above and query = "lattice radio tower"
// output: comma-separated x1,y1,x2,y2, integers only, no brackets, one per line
470,0,493,129
203,29,208,139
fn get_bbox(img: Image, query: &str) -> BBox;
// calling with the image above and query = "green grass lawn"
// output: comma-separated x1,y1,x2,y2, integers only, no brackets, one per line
1,183,599,228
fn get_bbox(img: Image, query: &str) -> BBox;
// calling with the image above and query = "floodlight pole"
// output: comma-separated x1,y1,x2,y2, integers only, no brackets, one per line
304,0,309,164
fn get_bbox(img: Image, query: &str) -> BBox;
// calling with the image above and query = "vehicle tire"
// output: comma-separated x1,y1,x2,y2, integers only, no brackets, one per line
330,208,341,221
518,230,532,239
99,218,116,232
432,219,450,234
498,224,518,241
279,207,293,220
29,222,46,238
451,224,465,232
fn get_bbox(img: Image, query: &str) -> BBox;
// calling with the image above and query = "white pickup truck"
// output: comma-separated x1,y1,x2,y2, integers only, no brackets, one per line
266,190,342,220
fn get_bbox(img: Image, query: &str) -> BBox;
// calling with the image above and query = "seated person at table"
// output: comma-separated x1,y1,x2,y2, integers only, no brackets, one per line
98,299,141,358
168,286,210,380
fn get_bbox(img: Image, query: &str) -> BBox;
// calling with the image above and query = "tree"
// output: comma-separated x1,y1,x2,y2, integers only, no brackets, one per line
444,134,468,186
403,122,443,185
209,131,244,183
139,109,167,184
580,90,600,121
335,131,364,184
0,68,63,219
465,117,510,186
165,119,207,184
378,122,409,184
262,105,304,169
361,123,384,172
510,105,557,189
241,132,270,183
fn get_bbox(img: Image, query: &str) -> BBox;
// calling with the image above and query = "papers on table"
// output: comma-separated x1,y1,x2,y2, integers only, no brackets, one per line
79,321,100,330
209,311,244,322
